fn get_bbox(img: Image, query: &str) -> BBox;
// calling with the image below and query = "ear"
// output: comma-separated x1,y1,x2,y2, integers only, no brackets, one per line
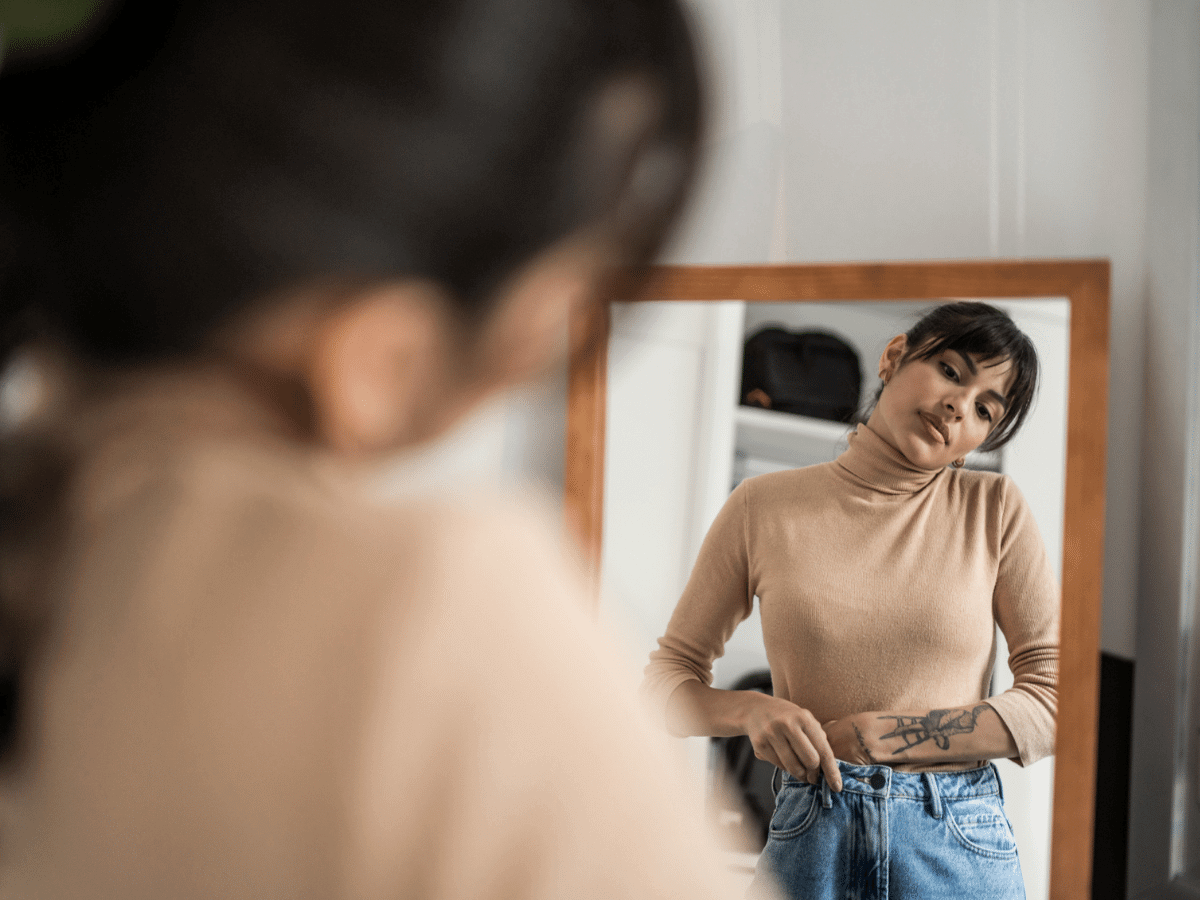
878,334,909,383
306,282,455,454
474,238,609,386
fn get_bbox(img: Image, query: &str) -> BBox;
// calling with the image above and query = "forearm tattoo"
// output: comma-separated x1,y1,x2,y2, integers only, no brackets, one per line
851,721,879,764
877,705,991,755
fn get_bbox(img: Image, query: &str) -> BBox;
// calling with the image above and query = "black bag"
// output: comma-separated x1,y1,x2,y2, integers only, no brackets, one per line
740,327,862,422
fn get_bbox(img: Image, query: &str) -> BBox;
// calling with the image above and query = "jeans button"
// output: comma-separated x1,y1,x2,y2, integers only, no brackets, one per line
869,773,886,789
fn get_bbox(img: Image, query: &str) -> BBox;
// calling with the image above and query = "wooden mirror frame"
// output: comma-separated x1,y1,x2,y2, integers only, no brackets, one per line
564,260,1110,900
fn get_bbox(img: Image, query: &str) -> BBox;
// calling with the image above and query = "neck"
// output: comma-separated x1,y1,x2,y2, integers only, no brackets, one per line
836,423,944,495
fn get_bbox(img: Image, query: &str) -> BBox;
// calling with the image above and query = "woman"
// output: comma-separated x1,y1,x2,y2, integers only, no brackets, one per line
644,303,1058,899
0,1,749,897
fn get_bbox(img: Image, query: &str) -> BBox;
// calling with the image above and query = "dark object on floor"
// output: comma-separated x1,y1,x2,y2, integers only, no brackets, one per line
1092,652,1134,900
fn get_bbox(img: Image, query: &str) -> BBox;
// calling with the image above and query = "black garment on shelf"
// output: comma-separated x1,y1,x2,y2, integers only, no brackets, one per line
740,327,862,423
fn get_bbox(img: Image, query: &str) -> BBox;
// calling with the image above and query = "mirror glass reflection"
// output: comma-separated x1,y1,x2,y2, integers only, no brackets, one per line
599,298,1069,900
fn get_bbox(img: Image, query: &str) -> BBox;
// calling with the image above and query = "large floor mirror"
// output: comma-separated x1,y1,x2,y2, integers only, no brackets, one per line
565,261,1109,900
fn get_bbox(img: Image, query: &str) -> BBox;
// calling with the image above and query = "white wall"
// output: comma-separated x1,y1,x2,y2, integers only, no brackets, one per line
1127,2,1200,894
663,0,1151,660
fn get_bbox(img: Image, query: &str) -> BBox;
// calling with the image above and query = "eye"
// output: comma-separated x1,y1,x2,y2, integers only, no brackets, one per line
939,361,959,381
976,403,993,422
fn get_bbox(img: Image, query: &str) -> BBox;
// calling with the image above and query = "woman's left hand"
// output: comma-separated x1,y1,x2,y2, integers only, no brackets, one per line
822,714,882,766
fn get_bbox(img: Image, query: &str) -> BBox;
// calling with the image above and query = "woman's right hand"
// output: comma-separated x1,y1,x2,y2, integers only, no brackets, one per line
664,682,843,791
740,693,843,791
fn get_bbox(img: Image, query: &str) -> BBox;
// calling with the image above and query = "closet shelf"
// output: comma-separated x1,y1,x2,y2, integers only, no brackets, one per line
734,405,854,469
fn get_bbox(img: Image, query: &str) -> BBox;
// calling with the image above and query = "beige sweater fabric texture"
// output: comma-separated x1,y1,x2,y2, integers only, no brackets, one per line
644,423,1059,768
0,371,749,900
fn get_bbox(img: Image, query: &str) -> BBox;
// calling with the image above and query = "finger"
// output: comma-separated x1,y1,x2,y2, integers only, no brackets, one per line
767,734,810,782
796,720,842,791
775,729,823,785
807,725,844,791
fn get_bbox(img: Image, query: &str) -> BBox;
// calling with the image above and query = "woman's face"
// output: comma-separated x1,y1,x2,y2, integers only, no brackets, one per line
868,337,1016,469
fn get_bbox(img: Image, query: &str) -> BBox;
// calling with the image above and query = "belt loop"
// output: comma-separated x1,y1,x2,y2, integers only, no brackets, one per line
923,772,943,819
992,763,1004,802
771,767,782,796
820,774,833,809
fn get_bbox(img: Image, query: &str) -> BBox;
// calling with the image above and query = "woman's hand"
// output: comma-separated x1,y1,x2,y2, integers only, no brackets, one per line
741,694,843,791
662,682,842,789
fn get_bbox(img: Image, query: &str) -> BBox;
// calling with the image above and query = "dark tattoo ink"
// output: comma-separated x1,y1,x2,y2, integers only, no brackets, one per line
877,705,991,755
851,721,879,764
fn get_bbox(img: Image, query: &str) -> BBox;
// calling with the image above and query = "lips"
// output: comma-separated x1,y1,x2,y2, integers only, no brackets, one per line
918,411,949,444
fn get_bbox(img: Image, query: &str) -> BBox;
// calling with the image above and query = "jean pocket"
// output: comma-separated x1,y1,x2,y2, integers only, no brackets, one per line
944,796,1019,858
767,783,821,840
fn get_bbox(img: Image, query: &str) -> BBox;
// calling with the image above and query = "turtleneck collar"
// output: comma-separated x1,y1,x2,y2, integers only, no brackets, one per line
835,423,945,495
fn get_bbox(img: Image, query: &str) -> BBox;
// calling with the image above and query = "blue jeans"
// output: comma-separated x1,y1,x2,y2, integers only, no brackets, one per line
749,761,1025,900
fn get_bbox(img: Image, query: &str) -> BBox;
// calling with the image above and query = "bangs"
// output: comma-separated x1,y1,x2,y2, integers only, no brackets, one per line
905,303,1039,452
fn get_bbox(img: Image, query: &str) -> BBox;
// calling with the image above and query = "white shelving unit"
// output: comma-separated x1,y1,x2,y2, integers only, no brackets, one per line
734,405,854,472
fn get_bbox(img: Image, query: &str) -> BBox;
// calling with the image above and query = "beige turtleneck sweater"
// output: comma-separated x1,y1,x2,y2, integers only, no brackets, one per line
643,423,1058,767
0,370,749,900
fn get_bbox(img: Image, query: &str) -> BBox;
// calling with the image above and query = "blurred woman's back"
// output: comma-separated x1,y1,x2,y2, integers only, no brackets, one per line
0,1,750,897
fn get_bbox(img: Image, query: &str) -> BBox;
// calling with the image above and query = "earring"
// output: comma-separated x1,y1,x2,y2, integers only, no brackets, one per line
952,458,965,469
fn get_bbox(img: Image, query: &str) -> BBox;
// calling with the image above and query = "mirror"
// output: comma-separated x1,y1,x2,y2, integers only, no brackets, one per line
564,261,1109,900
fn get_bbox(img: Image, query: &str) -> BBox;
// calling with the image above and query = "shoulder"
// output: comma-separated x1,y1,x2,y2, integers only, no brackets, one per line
74,421,587,616
746,461,846,518
377,487,593,626
941,470,1043,551
739,460,840,505
951,469,1030,512
942,466,1013,506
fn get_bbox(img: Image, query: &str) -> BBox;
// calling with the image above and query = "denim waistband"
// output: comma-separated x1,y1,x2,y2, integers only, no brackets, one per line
778,761,1003,804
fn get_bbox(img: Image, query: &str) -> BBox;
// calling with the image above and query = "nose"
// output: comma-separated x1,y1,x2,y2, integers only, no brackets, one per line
943,397,962,419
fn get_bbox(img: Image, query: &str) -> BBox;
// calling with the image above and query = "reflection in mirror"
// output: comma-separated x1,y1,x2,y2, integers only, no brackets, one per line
599,298,1069,899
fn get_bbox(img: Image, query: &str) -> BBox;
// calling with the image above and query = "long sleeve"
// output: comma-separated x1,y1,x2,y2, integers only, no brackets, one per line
985,476,1060,766
641,480,756,721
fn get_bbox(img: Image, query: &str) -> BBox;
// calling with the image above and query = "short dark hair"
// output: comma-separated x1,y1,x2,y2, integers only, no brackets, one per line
900,301,1039,452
